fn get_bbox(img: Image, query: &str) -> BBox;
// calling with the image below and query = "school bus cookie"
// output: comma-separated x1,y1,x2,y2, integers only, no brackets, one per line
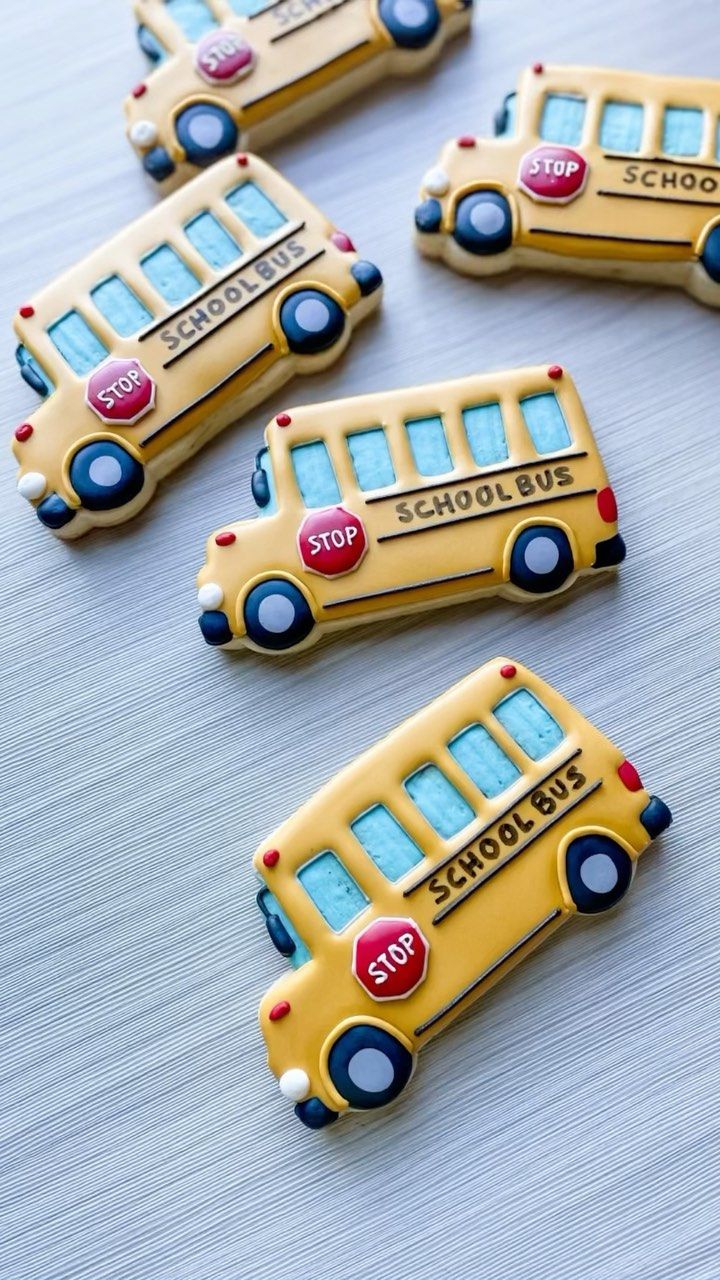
254,657,672,1128
126,0,473,189
196,364,625,651
415,64,720,306
12,154,382,538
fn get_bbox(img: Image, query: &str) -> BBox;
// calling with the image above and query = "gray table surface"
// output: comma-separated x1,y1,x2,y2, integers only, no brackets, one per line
2,2,718,1277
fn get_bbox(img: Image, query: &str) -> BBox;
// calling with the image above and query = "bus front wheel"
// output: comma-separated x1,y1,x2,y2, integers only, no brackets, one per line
327,1025,413,1111
378,0,441,48
565,835,633,914
243,579,315,652
509,526,574,595
700,224,720,283
453,190,513,256
279,289,346,355
175,103,238,166
69,441,145,512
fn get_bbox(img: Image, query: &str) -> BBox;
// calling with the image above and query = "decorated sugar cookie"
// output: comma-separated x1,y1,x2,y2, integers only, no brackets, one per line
127,0,473,188
415,64,720,306
254,657,672,1128
12,153,382,538
196,364,625,651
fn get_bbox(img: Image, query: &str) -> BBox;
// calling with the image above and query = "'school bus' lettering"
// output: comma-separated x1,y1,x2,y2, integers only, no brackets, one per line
252,659,672,1128
393,463,575,527
12,153,382,538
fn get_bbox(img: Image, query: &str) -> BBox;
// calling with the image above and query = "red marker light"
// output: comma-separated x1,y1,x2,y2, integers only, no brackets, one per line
132,83,147,98
262,849,280,867
269,1001,291,1021
276,413,292,427
533,62,544,74
548,364,563,380
618,760,643,792
215,531,236,547
500,663,517,679
597,486,618,523
19,305,35,319
15,423,33,442
236,153,249,166
331,230,355,252
457,135,476,148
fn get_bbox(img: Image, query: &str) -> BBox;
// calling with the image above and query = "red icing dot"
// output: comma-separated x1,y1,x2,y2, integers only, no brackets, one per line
331,230,355,252
19,305,35,319
276,413,292,427
500,663,517,679
15,423,33,442
269,1001,291,1021
215,531,236,546
533,62,544,74
548,364,563,380
457,135,476,148
618,760,643,792
132,83,147,98
263,849,280,867
236,153,249,166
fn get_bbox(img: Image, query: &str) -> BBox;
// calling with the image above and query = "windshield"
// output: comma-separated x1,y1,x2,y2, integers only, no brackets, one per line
494,91,517,137
251,447,278,516
16,345,54,398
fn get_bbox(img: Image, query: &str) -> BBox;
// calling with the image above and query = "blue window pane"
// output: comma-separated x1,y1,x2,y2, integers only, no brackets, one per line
347,428,396,491
91,276,152,337
663,107,704,157
257,888,310,968
184,211,241,270
140,244,199,305
405,764,474,839
448,724,521,799
254,447,277,517
291,440,341,507
351,805,423,882
227,0,272,11
16,345,53,397
225,182,287,237
540,93,586,145
462,402,508,467
405,416,453,476
493,689,565,762
520,392,572,453
165,0,217,40
48,311,108,376
600,101,644,153
298,851,368,931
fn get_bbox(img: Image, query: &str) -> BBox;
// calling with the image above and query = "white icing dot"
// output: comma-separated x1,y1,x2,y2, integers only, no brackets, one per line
423,166,450,197
580,853,619,895
257,593,296,634
129,119,158,148
469,201,507,236
348,1048,395,1094
17,471,47,501
278,1069,310,1102
88,455,123,489
197,582,224,610
294,297,331,334
392,0,428,27
187,111,225,150
524,535,560,575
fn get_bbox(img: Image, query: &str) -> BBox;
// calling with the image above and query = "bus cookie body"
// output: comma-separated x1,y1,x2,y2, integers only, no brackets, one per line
415,64,720,307
196,364,625,652
254,657,672,1129
12,154,382,539
127,0,473,188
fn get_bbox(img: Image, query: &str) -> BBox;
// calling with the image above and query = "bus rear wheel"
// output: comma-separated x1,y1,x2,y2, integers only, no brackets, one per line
378,0,441,47
509,525,574,595
453,190,513,256
565,835,633,914
700,224,720,283
69,441,145,512
175,102,238,166
243,579,315,652
327,1025,413,1110
279,289,346,355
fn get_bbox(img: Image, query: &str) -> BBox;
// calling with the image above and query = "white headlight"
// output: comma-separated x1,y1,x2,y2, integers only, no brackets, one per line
17,472,47,501
129,119,159,148
278,1069,310,1102
197,582,224,610
423,166,450,197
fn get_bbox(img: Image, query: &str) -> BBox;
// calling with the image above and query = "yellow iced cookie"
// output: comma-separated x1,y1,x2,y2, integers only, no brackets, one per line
12,153,382,538
196,364,625,651
415,64,720,306
253,656,672,1129
126,0,473,188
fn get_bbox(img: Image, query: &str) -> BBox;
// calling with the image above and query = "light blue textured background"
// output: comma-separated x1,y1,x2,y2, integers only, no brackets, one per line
2,2,719,1277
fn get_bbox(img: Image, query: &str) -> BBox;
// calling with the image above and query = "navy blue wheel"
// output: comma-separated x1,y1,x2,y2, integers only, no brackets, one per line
295,1097,339,1130
379,0,440,48
175,103,237,166
453,190,513,256
510,525,574,595
243,579,314,652
700,224,720,283
565,835,633,914
198,610,234,647
37,494,76,531
279,289,346,356
328,1025,413,1110
69,441,144,512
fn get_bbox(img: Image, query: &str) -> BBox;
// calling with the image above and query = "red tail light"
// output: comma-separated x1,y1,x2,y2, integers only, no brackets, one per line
618,760,642,792
597,486,618,523
331,231,355,252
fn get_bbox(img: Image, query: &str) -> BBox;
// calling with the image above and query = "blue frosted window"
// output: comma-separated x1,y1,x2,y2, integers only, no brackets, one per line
227,0,273,11
462,402,508,467
493,689,565,762
351,806,423,882
291,440,341,508
141,245,199,305
253,447,277,516
184,211,241,270
405,764,474,839
298,852,368,931
600,101,644,153
225,182,287,237
540,93,586,146
663,106,704,157
91,276,152,337
405,416,453,476
347,428,395,491
16,345,53,397
257,888,310,968
48,311,107,376
164,0,217,39
448,725,521,799
520,392,572,453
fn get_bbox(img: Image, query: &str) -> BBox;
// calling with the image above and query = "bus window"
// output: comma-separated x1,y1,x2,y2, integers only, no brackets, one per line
225,182,287,238
48,310,108,376
405,416,453,477
448,724,521,799
493,688,565,761
184,211,242,270
227,0,273,11
251,447,278,515
662,106,704,156
90,275,152,338
405,763,474,839
351,805,423,882
520,392,572,453
346,427,396,491
257,887,311,967
290,440,341,508
165,0,217,40
16,345,53,397
540,93,586,146
140,244,200,305
298,851,368,931
600,101,644,153
462,402,508,466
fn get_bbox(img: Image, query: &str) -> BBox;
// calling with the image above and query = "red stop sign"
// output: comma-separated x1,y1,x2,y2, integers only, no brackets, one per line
353,917,430,1001
195,28,254,84
518,145,589,204
298,506,368,578
86,359,156,426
